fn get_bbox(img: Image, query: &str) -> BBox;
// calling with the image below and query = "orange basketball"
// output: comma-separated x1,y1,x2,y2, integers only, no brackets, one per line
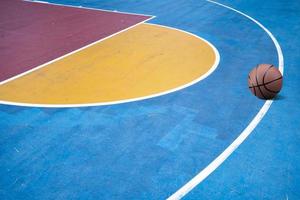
248,64,283,99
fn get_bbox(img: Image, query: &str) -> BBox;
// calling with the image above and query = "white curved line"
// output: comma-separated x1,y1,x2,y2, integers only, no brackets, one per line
167,0,284,199
0,23,220,108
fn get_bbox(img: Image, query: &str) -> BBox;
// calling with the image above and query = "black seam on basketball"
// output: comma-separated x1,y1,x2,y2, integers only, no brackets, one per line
248,76,282,88
258,85,267,99
253,65,258,96
248,75,253,90
263,65,282,94
252,66,257,96
263,71,282,93
263,83,280,93
249,70,256,96
253,84,257,96
262,64,274,86
255,65,267,99
249,84,280,93
250,81,256,95
263,65,273,88
254,65,258,85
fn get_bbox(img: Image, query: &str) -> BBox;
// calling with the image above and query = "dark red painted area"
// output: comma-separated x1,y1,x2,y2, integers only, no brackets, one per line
0,0,151,82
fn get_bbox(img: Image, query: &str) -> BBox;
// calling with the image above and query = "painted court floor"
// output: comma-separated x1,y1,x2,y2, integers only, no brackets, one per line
0,0,300,199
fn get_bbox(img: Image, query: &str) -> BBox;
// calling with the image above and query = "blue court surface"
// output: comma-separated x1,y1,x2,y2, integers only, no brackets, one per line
0,0,300,199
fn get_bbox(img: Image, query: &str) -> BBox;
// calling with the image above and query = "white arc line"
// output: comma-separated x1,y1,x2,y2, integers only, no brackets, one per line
167,0,284,199
0,23,220,108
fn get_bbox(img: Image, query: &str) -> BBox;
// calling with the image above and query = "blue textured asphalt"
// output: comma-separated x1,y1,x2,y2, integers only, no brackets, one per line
0,0,298,199
186,1,300,199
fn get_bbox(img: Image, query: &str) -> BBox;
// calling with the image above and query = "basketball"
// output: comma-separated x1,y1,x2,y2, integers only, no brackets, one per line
248,64,283,99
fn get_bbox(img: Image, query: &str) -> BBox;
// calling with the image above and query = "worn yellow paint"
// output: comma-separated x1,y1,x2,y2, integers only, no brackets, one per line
0,24,216,105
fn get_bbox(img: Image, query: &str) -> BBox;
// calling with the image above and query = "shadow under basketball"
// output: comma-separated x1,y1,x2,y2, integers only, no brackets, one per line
273,94,286,101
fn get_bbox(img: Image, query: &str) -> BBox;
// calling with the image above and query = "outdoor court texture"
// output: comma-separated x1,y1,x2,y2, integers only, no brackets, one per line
0,0,300,199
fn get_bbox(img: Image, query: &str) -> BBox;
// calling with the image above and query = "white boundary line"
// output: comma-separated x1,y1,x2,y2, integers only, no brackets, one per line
0,17,155,86
1,1,155,86
0,23,220,108
167,0,284,199
22,0,153,17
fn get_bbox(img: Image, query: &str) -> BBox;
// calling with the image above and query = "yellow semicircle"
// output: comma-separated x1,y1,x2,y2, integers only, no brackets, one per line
0,23,218,106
